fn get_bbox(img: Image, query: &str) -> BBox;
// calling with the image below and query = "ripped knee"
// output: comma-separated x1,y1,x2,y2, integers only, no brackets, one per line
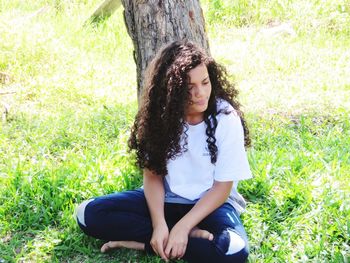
214,228,247,256
76,199,94,227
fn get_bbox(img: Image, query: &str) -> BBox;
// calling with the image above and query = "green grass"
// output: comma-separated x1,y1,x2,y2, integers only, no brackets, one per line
1,0,349,262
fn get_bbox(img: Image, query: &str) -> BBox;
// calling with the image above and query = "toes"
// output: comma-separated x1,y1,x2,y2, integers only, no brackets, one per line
190,229,214,240
101,242,109,253
101,241,120,253
200,230,212,240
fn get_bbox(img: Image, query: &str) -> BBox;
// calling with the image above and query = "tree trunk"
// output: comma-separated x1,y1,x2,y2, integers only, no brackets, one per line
121,0,210,102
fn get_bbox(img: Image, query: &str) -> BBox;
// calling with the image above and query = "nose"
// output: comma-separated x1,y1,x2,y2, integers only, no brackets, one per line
194,85,204,98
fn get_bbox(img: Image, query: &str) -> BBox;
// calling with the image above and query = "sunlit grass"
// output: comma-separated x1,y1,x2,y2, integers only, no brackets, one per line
0,0,349,262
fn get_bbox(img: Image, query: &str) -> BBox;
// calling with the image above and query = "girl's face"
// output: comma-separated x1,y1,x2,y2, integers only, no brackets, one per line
185,63,212,124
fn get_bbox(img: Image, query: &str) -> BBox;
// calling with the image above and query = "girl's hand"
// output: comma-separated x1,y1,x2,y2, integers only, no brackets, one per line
150,222,169,262
165,222,190,259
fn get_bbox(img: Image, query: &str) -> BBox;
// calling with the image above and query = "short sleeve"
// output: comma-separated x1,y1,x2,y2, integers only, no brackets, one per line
214,109,252,182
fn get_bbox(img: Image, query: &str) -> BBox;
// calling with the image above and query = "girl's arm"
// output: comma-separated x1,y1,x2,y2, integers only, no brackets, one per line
143,169,169,261
165,180,233,259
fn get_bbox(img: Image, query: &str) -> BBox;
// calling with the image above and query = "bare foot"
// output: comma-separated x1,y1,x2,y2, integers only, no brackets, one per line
101,241,145,253
190,227,214,241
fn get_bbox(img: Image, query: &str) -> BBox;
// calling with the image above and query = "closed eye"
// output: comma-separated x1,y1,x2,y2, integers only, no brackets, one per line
202,76,210,85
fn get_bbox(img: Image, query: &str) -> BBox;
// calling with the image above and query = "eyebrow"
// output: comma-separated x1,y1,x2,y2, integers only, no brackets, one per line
189,76,209,85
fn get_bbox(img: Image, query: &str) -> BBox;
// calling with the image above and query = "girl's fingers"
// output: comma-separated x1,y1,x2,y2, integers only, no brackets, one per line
177,245,186,259
166,243,186,259
154,242,168,261
151,245,159,255
164,243,171,257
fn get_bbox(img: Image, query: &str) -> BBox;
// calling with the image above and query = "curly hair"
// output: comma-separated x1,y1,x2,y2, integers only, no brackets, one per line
128,40,250,176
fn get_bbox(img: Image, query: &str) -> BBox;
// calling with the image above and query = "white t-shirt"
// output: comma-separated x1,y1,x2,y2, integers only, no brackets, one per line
164,99,252,214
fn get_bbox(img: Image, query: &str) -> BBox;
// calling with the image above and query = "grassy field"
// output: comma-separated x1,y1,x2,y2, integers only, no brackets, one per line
0,0,349,262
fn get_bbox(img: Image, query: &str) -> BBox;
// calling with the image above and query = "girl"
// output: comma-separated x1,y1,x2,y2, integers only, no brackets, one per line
76,40,252,262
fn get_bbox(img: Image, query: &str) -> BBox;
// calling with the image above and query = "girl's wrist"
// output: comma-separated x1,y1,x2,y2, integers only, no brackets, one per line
176,219,193,233
152,217,167,228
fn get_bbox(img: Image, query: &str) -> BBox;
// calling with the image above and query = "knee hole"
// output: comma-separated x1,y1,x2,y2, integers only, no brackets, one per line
76,199,94,227
226,230,245,255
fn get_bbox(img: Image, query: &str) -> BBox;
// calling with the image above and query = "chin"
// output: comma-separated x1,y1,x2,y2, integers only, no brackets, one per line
200,104,209,112
188,103,208,115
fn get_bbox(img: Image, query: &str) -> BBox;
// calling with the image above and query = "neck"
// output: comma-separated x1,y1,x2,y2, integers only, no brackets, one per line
186,113,204,125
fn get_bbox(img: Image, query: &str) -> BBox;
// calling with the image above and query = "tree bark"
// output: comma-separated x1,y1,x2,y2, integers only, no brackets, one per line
121,0,210,102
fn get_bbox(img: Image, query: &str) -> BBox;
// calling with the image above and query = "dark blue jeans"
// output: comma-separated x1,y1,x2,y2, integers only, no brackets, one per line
77,188,249,263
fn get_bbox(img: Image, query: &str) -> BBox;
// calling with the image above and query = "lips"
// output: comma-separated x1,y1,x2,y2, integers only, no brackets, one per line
194,99,207,105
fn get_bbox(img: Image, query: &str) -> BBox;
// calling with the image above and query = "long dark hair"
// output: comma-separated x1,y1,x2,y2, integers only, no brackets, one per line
128,40,250,176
